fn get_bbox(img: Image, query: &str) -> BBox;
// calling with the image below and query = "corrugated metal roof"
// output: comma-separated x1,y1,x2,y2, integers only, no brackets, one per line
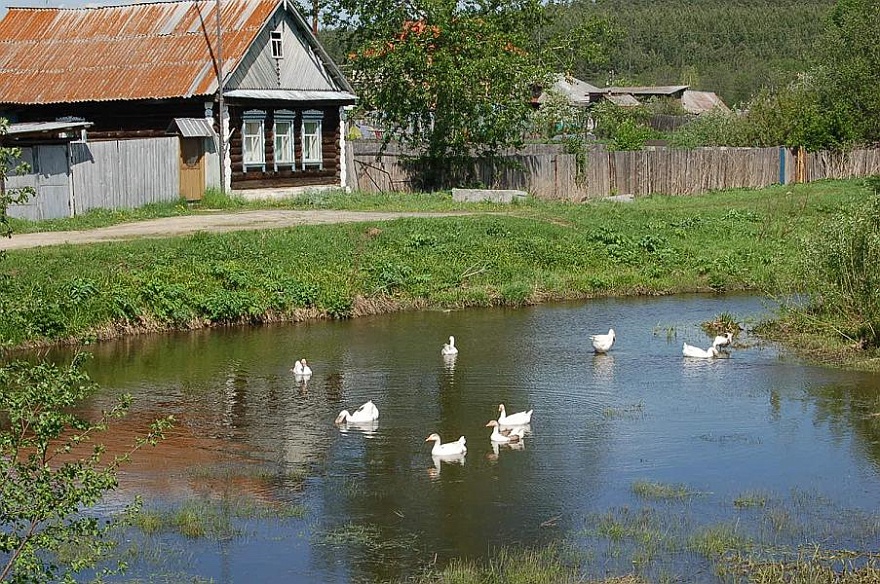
538,74,600,107
224,88,357,104
681,90,729,115
0,0,278,104
5,120,92,135
168,117,216,137
605,94,641,107
605,85,689,96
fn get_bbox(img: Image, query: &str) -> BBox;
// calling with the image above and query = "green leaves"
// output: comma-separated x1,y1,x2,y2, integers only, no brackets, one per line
330,0,552,186
0,356,173,582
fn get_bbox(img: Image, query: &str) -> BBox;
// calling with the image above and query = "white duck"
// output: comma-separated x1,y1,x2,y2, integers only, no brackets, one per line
712,332,733,349
425,433,467,457
590,328,615,353
498,403,533,426
682,342,719,359
441,336,459,356
335,400,379,424
485,420,526,444
291,359,312,376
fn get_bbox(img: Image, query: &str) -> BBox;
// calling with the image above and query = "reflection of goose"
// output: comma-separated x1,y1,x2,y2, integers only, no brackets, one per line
682,342,719,359
490,439,525,459
442,352,457,369
712,332,733,349
291,359,312,377
441,336,458,356
592,353,615,379
590,328,615,353
486,420,526,443
429,452,465,478
337,418,379,435
425,433,467,457
335,400,379,424
498,403,533,426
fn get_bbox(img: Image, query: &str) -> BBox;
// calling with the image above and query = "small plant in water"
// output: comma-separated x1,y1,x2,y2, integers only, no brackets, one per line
631,480,694,501
701,312,741,337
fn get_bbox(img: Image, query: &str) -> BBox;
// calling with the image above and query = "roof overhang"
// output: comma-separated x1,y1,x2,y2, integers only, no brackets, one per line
1,120,92,142
167,117,216,137
223,89,357,105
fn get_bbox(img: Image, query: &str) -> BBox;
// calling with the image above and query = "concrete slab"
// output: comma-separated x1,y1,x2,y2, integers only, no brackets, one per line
451,188,528,203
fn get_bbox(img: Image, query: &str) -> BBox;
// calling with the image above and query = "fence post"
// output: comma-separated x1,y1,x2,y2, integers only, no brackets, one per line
778,146,786,185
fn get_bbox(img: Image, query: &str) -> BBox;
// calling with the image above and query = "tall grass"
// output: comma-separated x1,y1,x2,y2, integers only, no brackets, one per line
0,180,864,349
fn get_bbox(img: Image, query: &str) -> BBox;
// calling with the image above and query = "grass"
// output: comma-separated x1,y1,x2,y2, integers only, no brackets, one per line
0,179,867,350
631,480,696,501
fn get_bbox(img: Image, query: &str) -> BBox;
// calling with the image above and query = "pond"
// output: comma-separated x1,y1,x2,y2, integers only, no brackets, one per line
62,294,880,583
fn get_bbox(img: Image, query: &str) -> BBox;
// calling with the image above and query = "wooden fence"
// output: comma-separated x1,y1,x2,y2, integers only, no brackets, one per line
71,137,179,214
346,141,880,200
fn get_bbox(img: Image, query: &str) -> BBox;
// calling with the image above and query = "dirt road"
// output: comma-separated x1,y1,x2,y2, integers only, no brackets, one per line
0,210,471,250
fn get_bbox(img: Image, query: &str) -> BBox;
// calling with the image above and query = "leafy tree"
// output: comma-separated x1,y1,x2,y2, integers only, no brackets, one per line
0,118,34,244
326,0,577,187
0,354,173,582
815,0,880,146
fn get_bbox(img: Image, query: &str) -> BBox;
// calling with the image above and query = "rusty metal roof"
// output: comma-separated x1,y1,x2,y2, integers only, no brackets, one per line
0,0,278,104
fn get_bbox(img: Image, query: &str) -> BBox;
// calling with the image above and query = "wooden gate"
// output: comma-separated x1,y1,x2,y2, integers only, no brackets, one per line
179,138,205,201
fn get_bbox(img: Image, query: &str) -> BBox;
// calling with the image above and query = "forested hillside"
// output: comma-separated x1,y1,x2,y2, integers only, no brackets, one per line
546,0,834,106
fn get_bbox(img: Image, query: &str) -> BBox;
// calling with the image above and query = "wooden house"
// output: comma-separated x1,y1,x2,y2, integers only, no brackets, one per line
0,0,356,203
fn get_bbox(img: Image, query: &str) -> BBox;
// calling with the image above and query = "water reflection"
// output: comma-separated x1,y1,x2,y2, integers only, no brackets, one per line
336,419,379,435
429,453,466,479
43,294,880,583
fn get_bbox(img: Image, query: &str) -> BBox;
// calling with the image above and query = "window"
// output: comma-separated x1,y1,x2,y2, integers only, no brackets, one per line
301,110,323,169
242,110,266,171
270,31,283,59
273,110,295,168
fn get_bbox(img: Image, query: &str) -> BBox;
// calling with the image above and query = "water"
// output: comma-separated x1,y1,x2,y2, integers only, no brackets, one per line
59,294,880,582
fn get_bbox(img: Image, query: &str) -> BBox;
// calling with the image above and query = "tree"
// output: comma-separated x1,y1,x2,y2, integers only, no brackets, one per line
815,0,880,147
326,0,553,187
0,354,173,582
0,118,35,243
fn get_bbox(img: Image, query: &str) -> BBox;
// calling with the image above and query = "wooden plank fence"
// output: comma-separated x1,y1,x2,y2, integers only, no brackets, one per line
71,137,179,214
348,141,880,200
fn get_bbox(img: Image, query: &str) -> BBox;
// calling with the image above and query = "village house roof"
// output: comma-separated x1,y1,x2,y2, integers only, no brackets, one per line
0,0,354,105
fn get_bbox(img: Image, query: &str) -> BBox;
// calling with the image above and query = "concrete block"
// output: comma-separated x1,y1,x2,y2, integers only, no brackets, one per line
452,188,528,203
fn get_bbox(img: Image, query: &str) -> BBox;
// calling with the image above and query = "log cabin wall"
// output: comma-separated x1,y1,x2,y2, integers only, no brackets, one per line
227,104,340,189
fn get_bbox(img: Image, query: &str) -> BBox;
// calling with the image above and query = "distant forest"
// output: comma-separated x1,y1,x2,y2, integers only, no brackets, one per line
558,0,835,106
319,0,835,108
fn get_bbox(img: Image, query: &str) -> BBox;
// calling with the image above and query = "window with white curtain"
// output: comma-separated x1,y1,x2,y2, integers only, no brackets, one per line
273,110,295,168
301,110,323,169
242,110,266,171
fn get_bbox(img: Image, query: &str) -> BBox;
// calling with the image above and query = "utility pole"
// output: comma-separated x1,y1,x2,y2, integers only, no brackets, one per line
216,0,227,194
312,0,318,35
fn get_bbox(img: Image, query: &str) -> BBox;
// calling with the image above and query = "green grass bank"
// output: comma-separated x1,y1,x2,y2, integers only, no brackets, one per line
0,180,866,351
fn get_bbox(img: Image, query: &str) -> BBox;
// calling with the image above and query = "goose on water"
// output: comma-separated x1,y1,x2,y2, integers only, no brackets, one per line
425,433,467,457
712,332,733,348
291,359,312,376
682,342,719,359
497,403,533,426
441,336,459,356
590,328,615,353
485,420,526,443
335,400,379,424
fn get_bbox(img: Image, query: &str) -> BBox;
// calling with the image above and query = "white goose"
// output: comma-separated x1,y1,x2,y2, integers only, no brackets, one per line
712,332,733,349
590,328,615,353
441,336,459,356
425,433,467,457
291,359,312,376
485,420,526,444
335,400,379,424
682,342,719,359
498,403,533,426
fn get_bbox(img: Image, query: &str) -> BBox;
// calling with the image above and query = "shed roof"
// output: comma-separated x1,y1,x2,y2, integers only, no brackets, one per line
681,90,729,115
0,0,329,105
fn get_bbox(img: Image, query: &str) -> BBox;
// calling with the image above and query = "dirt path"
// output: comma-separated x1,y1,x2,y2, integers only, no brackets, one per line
0,210,473,250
